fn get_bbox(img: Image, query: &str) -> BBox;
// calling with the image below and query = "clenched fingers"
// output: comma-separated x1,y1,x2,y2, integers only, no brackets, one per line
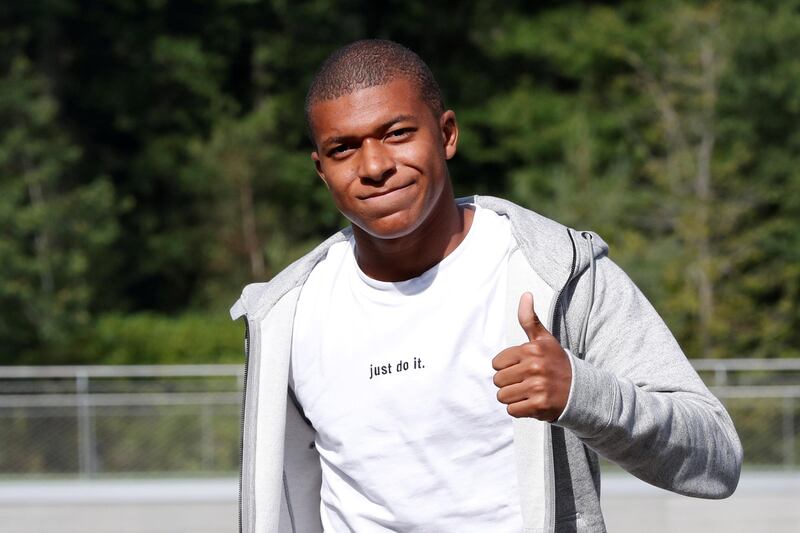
491,346,523,372
495,381,532,405
492,355,547,387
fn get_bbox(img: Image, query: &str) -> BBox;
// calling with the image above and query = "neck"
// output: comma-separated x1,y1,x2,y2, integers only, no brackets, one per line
352,191,474,282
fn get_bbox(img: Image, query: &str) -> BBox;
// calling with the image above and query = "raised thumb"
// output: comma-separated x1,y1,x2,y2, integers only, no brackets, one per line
518,292,547,341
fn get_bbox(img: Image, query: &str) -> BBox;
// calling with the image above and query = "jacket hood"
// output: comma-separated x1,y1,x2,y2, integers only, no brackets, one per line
475,196,608,288
230,227,351,321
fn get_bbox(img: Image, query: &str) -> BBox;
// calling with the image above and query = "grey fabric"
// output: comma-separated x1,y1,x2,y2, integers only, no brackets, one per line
239,315,260,533
278,394,322,533
232,195,743,532
555,254,743,497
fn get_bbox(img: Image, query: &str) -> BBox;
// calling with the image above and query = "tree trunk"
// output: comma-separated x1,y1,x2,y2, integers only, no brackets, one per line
694,37,718,356
239,176,265,280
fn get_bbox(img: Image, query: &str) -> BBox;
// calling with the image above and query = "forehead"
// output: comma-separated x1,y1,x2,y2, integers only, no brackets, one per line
309,79,432,143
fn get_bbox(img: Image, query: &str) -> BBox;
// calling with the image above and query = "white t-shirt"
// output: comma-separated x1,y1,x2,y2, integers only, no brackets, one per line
290,205,523,532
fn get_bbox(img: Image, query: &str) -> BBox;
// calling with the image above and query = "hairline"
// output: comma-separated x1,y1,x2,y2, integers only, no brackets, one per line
305,75,445,148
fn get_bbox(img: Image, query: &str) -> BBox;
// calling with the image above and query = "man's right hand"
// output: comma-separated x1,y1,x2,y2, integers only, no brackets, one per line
492,292,573,422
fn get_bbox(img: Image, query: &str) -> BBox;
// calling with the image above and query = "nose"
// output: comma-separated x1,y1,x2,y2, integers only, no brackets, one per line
357,138,396,182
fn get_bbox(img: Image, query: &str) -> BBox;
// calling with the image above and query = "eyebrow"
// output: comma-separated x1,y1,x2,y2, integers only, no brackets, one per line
321,114,417,149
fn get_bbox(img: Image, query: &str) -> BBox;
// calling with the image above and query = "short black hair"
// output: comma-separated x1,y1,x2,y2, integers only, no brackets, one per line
305,39,444,141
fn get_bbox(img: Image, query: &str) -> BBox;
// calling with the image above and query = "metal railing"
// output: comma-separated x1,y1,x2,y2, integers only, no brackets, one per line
692,359,800,469
0,359,798,477
0,365,244,477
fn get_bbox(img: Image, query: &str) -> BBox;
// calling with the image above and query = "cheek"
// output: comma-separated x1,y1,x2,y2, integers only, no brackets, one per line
394,141,445,177
322,166,356,197
325,173,371,220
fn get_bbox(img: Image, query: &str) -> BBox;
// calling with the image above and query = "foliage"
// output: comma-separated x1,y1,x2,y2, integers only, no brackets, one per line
464,1,800,358
0,0,798,363
0,41,118,362
76,312,243,364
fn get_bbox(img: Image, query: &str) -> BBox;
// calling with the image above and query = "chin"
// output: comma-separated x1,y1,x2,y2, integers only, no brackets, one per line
352,211,422,240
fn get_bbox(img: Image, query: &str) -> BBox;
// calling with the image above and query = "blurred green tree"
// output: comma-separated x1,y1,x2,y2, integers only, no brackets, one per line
0,0,797,363
0,38,118,362
464,0,800,358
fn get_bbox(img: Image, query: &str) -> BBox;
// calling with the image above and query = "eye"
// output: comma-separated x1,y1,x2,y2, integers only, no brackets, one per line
385,128,414,141
328,144,353,158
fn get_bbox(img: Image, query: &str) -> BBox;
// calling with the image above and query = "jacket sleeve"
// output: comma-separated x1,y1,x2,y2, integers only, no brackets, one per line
554,255,743,498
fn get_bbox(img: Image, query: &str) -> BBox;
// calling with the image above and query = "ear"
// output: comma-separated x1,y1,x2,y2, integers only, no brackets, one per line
311,151,329,189
440,110,458,160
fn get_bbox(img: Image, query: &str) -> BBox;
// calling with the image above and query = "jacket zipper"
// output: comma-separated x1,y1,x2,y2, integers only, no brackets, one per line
239,318,250,533
540,229,579,533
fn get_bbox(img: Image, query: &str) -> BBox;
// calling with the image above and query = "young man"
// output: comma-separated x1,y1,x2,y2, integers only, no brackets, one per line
230,40,742,533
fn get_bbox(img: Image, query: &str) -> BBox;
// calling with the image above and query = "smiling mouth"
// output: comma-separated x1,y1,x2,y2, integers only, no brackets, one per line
360,182,414,200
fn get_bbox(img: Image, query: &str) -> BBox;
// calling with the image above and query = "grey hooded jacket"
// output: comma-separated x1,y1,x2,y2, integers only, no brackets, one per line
230,195,743,533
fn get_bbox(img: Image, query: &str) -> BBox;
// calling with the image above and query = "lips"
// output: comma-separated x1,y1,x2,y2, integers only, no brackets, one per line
360,182,414,200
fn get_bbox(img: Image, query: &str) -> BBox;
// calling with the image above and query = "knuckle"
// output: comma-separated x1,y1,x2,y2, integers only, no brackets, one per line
533,392,554,413
526,346,545,362
521,343,537,356
526,359,541,374
523,377,541,394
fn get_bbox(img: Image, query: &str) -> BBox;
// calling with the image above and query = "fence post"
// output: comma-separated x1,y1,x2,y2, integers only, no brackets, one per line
201,403,214,471
784,396,796,469
76,370,95,477
714,364,728,387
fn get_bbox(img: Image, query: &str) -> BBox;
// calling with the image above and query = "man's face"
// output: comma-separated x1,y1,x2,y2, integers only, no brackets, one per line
310,78,458,240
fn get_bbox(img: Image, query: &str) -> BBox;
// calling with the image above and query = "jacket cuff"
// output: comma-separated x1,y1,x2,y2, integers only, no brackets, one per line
554,349,577,423
553,352,620,438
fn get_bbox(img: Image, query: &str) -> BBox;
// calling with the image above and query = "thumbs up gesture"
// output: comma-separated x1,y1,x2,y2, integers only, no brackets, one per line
492,292,573,422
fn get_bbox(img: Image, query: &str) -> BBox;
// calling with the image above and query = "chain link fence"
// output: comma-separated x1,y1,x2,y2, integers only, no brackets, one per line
0,360,798,477
694,359,800,469
0,366,242,477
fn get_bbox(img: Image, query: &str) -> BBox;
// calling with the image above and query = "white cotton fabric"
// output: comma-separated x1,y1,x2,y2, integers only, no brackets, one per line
290,205,524,532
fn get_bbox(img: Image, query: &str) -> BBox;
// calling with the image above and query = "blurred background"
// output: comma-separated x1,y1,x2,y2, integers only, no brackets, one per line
1,0,798,532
